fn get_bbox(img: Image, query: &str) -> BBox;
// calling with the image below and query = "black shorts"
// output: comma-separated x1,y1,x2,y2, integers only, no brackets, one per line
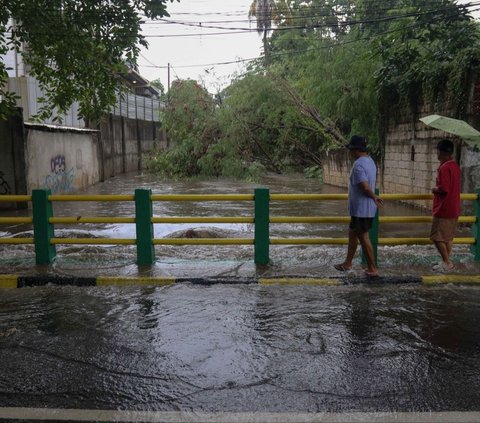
349,216,374,233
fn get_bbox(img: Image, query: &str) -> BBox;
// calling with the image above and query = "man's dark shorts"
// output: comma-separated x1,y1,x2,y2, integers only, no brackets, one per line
349,216,374,233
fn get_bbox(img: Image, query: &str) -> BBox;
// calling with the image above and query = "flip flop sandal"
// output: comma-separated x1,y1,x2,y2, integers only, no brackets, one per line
364,270,380,278
334,264,351,272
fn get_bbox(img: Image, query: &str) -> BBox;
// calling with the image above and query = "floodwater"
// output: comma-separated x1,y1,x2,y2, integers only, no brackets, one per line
0,283,479,417
0,172,479,420
0,171,478,278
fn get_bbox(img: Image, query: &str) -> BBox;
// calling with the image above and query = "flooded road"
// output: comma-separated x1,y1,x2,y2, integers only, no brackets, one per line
0,283,479,418
0,172,479,421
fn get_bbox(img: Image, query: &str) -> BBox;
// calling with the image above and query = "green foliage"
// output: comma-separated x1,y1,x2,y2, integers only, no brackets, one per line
371,0,480,114
304,165,323,182
0,0,176,122
147,72,338,179
147,79,221,178
152,0,480,180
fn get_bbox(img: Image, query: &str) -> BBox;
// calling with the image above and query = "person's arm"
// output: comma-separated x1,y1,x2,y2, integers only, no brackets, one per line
359,181,384,207
432,166,450,195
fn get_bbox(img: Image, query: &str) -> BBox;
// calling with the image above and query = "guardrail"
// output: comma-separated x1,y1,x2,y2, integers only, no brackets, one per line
0,188,478,265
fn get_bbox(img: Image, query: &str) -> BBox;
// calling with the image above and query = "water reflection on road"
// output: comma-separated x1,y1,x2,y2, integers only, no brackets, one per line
0,283,479,413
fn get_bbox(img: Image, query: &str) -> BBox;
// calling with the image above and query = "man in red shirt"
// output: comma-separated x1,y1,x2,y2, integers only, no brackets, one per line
430,139,461,272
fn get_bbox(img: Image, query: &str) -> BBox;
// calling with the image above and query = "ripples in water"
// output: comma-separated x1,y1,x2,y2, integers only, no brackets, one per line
0,284,479,412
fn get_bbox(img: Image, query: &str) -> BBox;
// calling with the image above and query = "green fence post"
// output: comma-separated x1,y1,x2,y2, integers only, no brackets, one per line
32,189,56,264
370,188,380,263
362,188,380,265
254,188,270,265
471,188,480,262
135,188,155,265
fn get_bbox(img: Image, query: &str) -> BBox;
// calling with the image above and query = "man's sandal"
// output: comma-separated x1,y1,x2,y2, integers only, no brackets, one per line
334,264,352,272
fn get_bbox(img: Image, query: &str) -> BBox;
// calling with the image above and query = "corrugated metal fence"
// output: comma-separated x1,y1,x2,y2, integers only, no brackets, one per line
111,92,163,122
8,77,162,128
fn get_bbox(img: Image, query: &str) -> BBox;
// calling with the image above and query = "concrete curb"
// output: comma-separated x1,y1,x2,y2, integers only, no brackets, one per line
1,274,480,288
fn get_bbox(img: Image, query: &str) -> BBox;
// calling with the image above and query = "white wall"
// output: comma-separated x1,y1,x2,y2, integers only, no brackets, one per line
24,124,101,194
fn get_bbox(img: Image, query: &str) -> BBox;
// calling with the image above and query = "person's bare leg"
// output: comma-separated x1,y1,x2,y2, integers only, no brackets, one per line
338,229,358,270
434,241,453,267
447,241,452,258
358,231,378,274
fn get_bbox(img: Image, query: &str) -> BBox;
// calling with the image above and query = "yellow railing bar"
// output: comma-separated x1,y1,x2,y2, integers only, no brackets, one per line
48,195,134,202
271,216,475,224
50,217,135,224
271,217,350,223
270,237,475,245
0,238,33,244
0,217,33,224
0,275,19,289
423,275,480,284
151,194,254,201
50,238,135,245
153,238,253,245
270,193,478,201
152,217,253,224
271,238,349,245
0,195,31,202
379,237,475,245
460,193,479,200
270,194,348,201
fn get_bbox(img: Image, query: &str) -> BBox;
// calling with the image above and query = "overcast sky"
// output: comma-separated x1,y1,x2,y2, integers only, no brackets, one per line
137,0,480,93
138,0,263,93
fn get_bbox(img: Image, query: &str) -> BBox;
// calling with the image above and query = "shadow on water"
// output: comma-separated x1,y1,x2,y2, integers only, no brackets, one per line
0,284,479,413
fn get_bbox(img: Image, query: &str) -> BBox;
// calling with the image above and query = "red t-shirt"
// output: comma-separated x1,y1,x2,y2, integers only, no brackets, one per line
432,160,461,218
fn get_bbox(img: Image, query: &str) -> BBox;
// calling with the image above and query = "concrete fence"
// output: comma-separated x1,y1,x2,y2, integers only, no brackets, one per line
0,109,163,209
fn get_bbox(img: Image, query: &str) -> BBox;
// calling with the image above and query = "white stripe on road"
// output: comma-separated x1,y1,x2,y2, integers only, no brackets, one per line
0,408,479,422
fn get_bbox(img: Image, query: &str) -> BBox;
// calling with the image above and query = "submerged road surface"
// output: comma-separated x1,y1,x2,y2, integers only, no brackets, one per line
0,283,479,422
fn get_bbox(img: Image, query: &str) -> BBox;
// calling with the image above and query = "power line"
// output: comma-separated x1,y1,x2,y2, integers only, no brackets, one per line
4,1,479,39
139,5,480,71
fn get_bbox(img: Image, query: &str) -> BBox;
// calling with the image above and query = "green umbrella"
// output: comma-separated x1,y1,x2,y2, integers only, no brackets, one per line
419,114,480,148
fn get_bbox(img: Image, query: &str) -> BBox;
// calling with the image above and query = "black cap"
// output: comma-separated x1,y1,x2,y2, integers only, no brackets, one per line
436,139,454,154
346,135,367,152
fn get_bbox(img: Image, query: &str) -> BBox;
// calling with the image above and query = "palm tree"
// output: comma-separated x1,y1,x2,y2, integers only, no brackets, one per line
249,0,275,63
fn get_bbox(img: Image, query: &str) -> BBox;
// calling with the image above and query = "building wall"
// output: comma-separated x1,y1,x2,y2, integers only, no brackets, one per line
24,124,101,194
96,115,161,181
323,102,480,211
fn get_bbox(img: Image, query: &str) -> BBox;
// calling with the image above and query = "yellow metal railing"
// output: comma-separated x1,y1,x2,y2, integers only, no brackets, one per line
0,190,478,265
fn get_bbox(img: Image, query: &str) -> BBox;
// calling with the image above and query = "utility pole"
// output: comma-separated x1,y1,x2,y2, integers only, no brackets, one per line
167,62,170,92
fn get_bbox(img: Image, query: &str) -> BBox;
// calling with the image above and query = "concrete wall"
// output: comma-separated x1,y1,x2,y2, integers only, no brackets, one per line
24,123,101,194
0,108,162,209
96,115,160,181
323,102,480,211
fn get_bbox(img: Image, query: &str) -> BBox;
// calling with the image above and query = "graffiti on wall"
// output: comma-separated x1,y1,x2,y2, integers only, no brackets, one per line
0,171,12,195
44,155,76,193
